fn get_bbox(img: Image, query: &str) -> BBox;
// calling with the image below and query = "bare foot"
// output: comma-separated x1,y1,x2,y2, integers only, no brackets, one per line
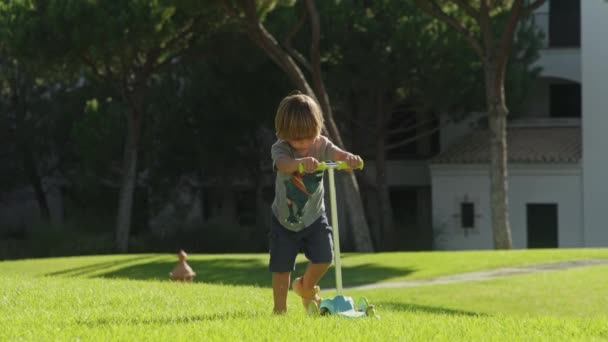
291,277,321,310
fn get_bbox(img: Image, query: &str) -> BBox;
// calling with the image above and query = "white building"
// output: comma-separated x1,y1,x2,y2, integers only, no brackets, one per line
429,0,608,249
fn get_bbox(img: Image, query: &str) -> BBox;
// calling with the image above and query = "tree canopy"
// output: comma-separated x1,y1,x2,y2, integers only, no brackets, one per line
0,0,543,256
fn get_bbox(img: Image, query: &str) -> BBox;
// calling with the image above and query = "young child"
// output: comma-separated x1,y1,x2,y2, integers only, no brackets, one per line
269,93,362,314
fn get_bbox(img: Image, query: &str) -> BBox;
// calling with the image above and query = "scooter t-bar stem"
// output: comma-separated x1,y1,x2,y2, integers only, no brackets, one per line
327,167,343,295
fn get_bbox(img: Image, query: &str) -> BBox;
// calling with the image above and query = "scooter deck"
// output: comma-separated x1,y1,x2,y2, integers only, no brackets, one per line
308,296,379,318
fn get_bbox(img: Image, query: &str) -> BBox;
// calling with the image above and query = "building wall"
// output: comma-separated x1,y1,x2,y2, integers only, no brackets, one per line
509,166,583,248
430,164,582,250
430,166,493,250
535,49,581,82
521,79,551,118
582,0,608,246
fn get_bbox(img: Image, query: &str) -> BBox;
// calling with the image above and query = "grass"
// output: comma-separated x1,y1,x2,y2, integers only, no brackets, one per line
3,248,608,288
1,249,607,341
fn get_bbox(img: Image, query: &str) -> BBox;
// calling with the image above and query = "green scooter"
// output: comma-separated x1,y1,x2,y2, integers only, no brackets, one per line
299,161,379,318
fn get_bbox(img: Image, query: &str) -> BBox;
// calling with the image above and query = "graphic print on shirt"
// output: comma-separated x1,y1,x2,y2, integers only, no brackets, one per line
283,170,323,225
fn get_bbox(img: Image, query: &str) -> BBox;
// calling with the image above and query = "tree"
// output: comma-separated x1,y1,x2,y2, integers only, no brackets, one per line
317,0,482,250
223,0,374,251
0,61,51,223
0,5,73,223
9,0,225,252
143,30,288,239
414,0,546,249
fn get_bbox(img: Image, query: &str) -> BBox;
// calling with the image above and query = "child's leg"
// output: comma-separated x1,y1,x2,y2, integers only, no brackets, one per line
292,215,335,310
272,272,291,314
269,214,300,314
302,262,330,290
272,257,330,313
299,214,334,293
292,262,330,308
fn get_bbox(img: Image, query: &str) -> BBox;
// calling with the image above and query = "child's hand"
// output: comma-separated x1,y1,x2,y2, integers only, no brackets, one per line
299,157,319,173
345,153,363,169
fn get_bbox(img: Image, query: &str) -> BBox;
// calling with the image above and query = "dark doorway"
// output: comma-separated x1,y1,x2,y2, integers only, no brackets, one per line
550,83,581,118
527,203,558,248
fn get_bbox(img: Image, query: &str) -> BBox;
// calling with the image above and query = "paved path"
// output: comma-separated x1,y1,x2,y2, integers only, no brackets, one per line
344,259,608,291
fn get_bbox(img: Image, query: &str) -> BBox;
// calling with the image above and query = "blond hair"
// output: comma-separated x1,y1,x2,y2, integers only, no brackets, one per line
275,94,324,140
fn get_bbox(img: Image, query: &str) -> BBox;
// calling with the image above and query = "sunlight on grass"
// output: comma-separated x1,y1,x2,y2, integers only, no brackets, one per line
346,265,608,318
1,249,607,340
1,273,607,341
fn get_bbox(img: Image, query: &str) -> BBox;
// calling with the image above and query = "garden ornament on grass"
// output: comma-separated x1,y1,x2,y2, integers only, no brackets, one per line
169,249,196,282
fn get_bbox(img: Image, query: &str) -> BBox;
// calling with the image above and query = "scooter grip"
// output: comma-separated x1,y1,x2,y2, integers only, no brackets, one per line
298,162,327,173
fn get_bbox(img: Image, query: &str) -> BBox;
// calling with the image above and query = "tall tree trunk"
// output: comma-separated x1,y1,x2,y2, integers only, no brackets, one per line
321,99,373,251
307,0,373,251
374,94,396,250
21,143,51,221
12,86,51,222
348,91,382,248
315,86,372,251
340,174,373,251
485,61,513,249
376,145,397,251
115,104,142,253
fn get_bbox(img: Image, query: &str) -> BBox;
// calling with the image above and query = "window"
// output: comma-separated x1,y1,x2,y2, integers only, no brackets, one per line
549,0,580,47
460,202,475,228
550,83,581,118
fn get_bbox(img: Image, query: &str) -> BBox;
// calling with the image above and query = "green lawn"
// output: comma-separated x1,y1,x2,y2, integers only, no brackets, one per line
1,249,607,341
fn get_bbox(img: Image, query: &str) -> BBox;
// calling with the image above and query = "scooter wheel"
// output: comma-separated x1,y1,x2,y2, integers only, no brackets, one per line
366,304,380,319
357,297,370,311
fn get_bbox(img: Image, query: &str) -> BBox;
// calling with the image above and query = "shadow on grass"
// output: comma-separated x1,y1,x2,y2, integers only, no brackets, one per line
76,311,261,327
97,258,270,285
104,259,414,288
323,264,415,289
378,302,485,317
44,256,164,278
46,257,414,288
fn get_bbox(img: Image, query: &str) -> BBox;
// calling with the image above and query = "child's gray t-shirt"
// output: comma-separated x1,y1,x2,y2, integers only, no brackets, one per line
271,135,340,232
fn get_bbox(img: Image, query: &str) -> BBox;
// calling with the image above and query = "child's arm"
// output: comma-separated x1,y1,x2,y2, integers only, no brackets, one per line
333,149,363,169
275,157,319,173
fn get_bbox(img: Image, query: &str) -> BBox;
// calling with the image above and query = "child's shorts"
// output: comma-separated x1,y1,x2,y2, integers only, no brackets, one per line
268,214,334,272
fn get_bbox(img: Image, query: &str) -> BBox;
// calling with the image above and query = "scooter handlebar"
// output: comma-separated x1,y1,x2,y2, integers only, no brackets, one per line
298,160,364,173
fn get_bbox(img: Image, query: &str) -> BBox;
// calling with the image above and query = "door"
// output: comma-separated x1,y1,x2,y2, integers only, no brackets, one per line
527,203,558,248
